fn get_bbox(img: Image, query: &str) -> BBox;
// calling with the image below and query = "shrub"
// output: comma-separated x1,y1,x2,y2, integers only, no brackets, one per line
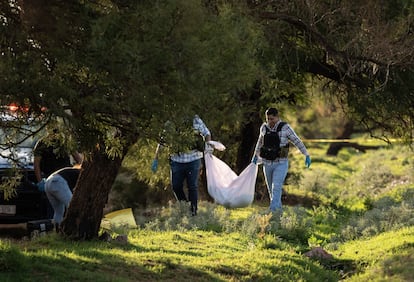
275,207,313,245
144,201,236,233
0,241,25,272
339,197,414,241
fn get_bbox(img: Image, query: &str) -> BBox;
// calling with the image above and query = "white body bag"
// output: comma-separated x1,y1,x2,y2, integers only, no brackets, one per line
204,152,258,208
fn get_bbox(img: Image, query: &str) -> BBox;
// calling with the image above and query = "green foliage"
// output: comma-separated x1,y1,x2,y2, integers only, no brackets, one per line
83,0,264,141
0,240,26,272
144,201,239,233
0,173,19,200
1,227,339,281
340,188,414,241
348,154,394,192
138,201,339,248
2,138,414,281
0,0,265,155
331,227,414,281
276,207,312,245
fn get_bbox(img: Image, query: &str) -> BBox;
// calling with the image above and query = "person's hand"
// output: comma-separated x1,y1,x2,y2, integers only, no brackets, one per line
252,155,258,165
205,143,214,154
37,179,46,192
305,155,311,168
151,159,158,173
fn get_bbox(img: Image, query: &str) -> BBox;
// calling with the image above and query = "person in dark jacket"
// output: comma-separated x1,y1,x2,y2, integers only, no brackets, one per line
33,132,83,188
44,166,81,228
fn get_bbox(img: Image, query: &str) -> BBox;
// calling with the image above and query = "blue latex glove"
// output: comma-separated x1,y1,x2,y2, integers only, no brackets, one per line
37,179,46,192
151,159,158,173
305,155,311,168
252,155,258,164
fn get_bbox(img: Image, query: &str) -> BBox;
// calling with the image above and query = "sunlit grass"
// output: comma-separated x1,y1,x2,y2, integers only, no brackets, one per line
0,143,413,281
331,226,414,281
0,227,339,281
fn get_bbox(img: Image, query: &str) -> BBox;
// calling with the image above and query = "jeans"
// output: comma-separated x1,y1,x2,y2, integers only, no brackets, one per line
263,159,289,212
170,159,201,215
45,174,72,224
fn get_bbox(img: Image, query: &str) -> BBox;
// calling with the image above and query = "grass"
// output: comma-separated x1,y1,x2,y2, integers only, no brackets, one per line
0,143,413,281
332,226,414,281
0,225,338,281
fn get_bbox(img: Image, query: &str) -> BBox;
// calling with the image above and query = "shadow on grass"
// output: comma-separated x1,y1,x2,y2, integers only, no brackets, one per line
0,235,225,282
282,191,321,208
311,257,359,280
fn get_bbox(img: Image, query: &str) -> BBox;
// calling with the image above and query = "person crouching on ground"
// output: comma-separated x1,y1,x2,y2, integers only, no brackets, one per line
44,165,81,231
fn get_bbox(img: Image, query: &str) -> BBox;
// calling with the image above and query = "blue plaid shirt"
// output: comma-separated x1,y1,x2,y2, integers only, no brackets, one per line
169,115,211,163
254,120,308,162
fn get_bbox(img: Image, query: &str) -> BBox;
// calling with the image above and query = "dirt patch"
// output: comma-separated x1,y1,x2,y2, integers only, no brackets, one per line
282,192,320,208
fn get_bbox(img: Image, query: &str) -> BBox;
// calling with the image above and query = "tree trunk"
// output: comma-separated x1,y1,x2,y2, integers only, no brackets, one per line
235,81,262,173
61,145,124,239
236,113,262,173
326,121,355,156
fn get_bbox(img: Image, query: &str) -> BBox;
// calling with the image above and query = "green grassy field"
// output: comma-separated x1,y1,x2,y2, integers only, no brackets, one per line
1,142,413,281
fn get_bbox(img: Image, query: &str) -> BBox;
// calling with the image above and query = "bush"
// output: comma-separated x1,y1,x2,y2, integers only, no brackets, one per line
275,207,313,245
0,241,25,272
144,201,236,232
339,193,414,241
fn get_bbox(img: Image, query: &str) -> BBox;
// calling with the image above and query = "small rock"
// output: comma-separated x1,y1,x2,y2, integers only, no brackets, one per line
303,247,333,260
99,231,112,242
114,234,128,244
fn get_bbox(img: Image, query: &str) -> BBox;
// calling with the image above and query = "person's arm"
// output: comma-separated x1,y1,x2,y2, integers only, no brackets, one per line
254,124,265,157
194,115,213,153
154,143,162,160
204,134,211,142
285,125,311,168
285,125,309,156
252,124,265,163
193,115,211,140
151,143,162,173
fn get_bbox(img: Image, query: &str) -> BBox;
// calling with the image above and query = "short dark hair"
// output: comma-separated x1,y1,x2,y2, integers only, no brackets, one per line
265,107,278,116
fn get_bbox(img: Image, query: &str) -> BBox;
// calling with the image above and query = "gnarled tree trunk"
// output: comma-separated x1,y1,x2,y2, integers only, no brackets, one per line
61,145,124,239
61,132,138,240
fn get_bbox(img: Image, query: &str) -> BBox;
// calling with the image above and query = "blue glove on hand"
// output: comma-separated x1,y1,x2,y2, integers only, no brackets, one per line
151,159,158,173
37,179,46,192
305,155,311,168
252,155,258,165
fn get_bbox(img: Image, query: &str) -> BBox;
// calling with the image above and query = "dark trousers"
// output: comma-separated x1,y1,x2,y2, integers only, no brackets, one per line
170,159,201,215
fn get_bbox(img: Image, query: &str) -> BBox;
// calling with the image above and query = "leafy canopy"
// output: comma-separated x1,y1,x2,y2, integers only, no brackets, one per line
0,0,264,156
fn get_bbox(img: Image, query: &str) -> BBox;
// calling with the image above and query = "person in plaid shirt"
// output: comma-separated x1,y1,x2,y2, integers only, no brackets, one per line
151,115,211,216
252,108,311,213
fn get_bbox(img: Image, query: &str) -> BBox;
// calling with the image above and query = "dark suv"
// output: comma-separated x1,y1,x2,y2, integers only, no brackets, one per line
0,112,49,226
